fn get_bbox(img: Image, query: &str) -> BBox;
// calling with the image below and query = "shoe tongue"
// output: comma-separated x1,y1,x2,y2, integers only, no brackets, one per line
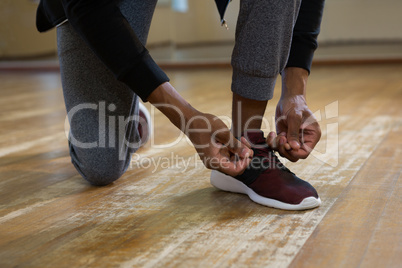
243,130,266,146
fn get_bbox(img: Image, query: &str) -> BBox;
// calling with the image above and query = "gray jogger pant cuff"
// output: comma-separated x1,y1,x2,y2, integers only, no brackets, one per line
232,68,277,101
231,0,302,101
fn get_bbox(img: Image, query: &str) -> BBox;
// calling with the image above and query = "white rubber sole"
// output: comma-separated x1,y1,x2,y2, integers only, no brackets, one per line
210,170,321,211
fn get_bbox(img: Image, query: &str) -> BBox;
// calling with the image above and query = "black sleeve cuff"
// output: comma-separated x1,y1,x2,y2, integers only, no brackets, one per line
118,51,170,102
286,0,325,74
285,40,316,74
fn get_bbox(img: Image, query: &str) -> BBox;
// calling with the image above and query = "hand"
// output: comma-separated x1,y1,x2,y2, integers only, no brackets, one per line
267,95,321,162
148,82,253,176
186,112,253,176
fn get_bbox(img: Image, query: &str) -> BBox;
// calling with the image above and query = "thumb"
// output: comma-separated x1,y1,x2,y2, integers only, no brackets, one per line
216,130,252,159
229,136,252,159
287,112,302,150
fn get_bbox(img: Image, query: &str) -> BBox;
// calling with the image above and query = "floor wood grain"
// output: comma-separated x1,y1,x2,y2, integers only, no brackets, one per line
289,123,402,268
0,64,401,267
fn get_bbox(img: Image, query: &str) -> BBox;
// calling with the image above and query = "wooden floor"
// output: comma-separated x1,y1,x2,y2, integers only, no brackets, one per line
0,64,401,267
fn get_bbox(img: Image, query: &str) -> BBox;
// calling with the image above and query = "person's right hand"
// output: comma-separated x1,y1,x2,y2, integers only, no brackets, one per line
186,112,253,176
148,82,252,176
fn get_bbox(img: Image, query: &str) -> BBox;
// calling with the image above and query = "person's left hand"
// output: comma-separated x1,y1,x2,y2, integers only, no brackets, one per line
267,95,321,162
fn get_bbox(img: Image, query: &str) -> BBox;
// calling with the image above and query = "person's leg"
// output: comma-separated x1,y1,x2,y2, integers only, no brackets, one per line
231,0,301,136
231,94,268,137
57,0,158,186
211,0,321,210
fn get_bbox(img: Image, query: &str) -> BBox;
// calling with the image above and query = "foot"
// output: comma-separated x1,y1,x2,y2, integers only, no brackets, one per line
210,130,321,210
138,102,152,147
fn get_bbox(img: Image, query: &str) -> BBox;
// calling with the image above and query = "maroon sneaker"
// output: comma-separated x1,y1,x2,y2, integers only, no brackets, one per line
138,102,151,147
210,130,321,210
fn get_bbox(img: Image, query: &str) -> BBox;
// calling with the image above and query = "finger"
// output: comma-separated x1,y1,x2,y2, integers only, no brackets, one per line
240,137,254,158
268,135,291,158
276,141,299,162
218,155,251,176
302,124,321,150
276,133,292,150
278,149,299,162
234,155,252,174
284,143,291,150
296,125,321,158
275,114,287,134
266,132,277,149
288,149,309,160
215,129,252,159
228,136,253,159
287,142,316,159
240,136,251,149
287,112,302,150
271,135,286,152
289,140,315,159
279,135,287,147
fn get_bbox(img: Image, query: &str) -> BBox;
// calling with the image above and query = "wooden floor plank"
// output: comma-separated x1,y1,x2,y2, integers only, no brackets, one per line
0,64,401,267
289,124,402,268
359,174,402,268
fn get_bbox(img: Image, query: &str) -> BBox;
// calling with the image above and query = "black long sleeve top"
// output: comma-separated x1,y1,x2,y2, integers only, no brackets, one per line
36,0,324,102
286,0,325,73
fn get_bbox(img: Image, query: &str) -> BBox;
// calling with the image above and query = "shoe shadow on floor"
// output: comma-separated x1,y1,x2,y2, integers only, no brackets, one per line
168,186,311,223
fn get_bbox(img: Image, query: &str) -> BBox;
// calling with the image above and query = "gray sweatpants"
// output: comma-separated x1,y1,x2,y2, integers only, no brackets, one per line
57,0,158,186
57,0,300,186
232,0,301,100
